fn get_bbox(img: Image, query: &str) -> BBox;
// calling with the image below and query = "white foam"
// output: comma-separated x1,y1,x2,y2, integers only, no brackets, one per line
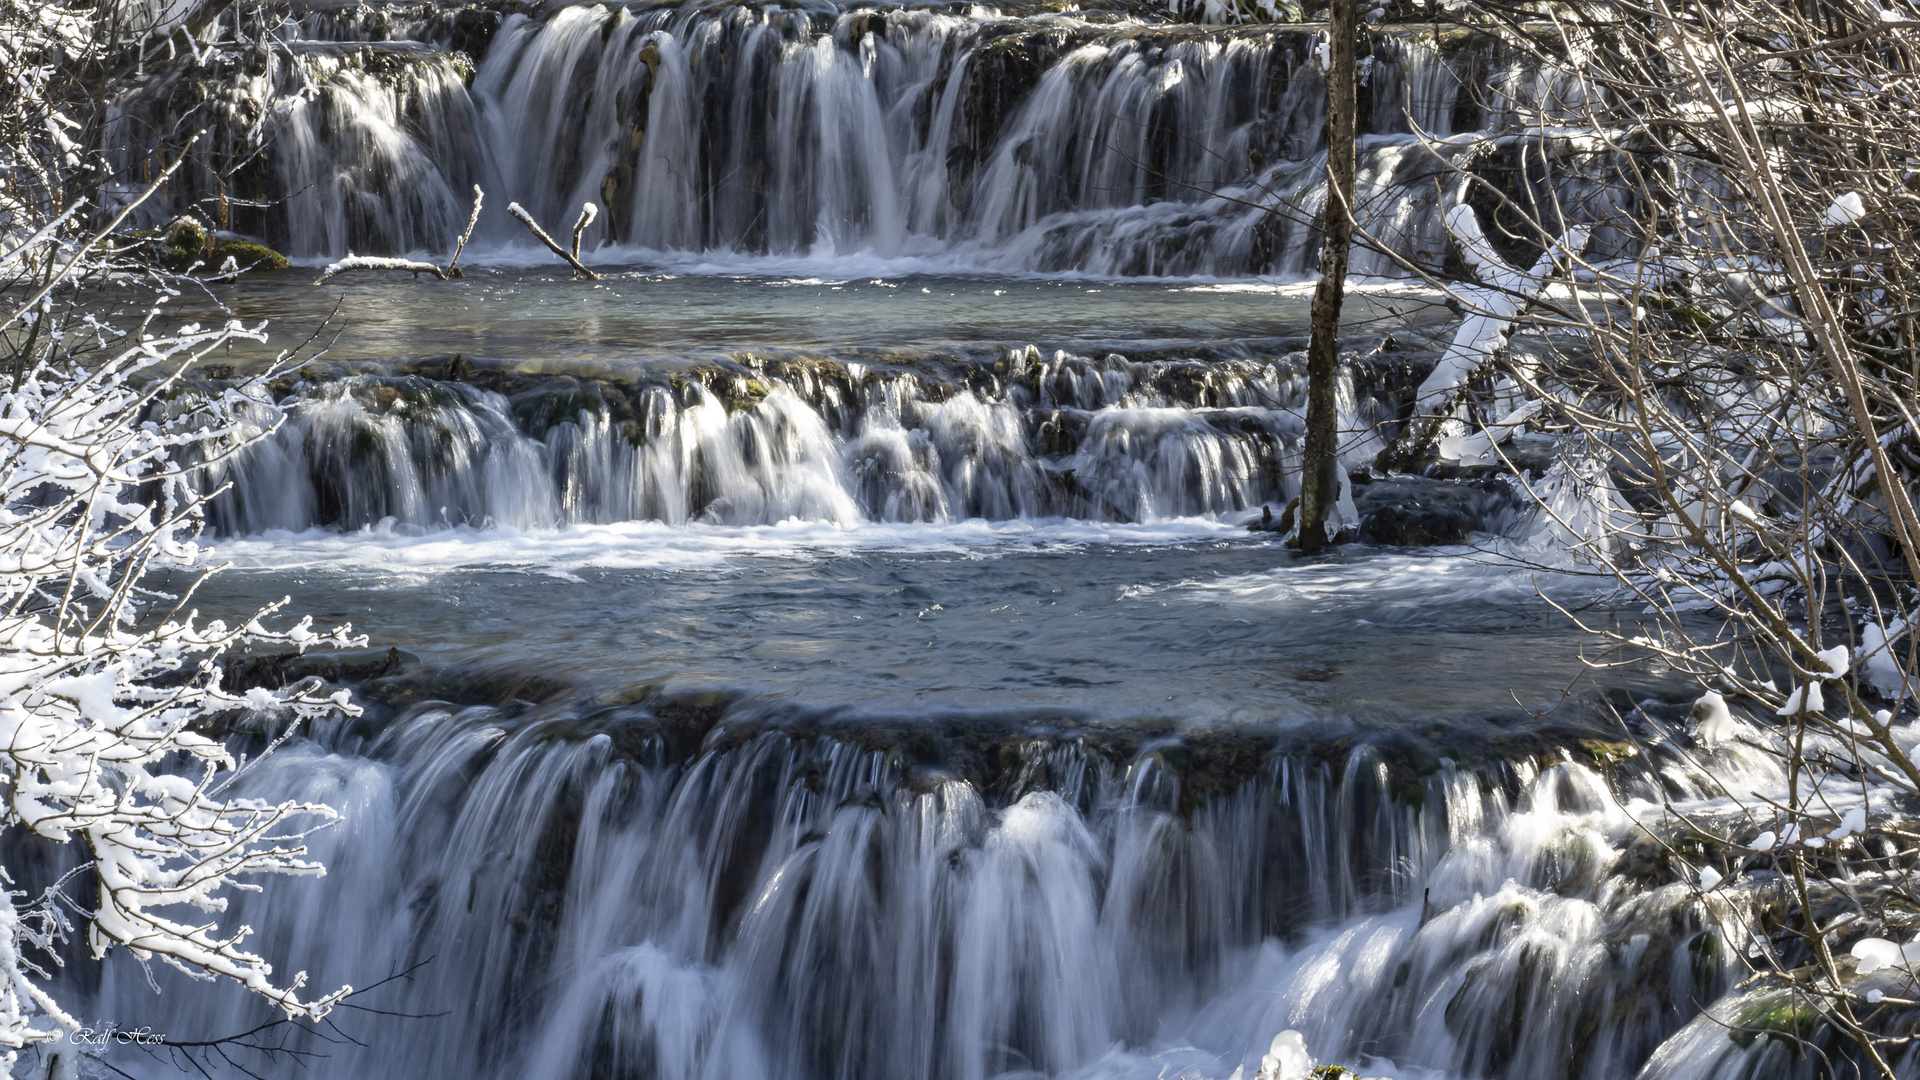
210,517,1243,575
1190,538,1618,614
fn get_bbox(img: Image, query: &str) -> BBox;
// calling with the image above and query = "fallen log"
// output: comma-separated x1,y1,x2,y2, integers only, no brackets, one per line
312,186,484,285
313,255,449,285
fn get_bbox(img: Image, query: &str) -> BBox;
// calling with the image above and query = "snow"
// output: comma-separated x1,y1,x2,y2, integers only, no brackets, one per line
1822,191,1867,227
1857,618,1910,699
1851,936,1920,975
1698,866,1723,890
1816,644,1850,677
1776,682,1824,715
1828,807,1868,841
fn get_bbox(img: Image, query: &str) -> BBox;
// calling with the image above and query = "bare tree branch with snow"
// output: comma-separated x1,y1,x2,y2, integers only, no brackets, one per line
0,0,364,1072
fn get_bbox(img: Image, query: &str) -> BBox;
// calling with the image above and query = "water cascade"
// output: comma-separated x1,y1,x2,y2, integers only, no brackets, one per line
61,5,1814,1080
185,347,1409,534
109,0,1618,273
69,694,1782,1080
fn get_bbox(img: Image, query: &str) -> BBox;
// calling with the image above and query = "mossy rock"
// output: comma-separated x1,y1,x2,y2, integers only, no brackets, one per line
512,387,608,437
1575,738,1639,765
150,216,288,274
1729,993,1826,1050
1688,930,1723,991
207,238,289,273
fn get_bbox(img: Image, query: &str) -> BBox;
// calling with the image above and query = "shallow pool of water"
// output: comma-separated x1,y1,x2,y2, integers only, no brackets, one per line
194,520,1626,728
153,265,1452,368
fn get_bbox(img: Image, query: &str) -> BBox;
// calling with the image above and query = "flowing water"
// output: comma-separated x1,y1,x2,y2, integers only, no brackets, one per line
109,0,1623,273
51,266,1798,1080
43,3,1831,1078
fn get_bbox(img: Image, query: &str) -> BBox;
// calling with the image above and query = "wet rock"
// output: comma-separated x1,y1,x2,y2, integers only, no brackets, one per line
225,646,416,692
1352,475,1524,546
449,6,501,63
846,10,887,42
141,217,290,274
1246,496,1297,534
356,662,575,713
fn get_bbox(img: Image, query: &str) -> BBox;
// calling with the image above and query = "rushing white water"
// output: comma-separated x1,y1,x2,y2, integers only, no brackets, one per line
48,701,1804,1080
107,1,1624,274
74,7,1835,1079
185,346,1404,534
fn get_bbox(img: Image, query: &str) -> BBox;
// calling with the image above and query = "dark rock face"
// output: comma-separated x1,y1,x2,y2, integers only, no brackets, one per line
1353,474,1525,546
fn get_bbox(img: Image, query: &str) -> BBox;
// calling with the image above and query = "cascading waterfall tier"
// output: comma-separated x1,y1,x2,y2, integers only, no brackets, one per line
108,0,1615,272
180,345,1412,534
49,688,1782,1080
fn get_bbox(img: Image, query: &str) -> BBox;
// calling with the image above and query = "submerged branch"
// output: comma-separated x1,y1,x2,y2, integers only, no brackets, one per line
446,186,484,279
509,202,600,280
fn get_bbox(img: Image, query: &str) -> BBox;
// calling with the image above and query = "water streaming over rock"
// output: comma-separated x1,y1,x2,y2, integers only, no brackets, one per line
69,6,1793,1079
108,0,1622,273
183,346,1410,533
52,695,1791,1080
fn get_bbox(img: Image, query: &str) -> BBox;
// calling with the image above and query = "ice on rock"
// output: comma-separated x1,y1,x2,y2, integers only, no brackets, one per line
1851,936,1920,975
1691,690,1738,745
1257,1030,1313,1080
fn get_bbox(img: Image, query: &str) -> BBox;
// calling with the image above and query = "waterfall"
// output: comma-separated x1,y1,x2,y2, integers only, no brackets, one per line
57,695,1775,1080
103,1,1620,274
182,347,1414,535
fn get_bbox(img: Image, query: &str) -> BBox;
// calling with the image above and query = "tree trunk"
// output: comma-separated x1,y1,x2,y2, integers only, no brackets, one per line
1295,0,1356,552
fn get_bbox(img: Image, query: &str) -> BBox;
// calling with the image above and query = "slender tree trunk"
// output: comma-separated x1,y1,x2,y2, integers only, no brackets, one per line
1296,0,1356,552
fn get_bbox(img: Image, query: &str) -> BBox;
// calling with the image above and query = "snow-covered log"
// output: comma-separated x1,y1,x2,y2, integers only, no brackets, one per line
312,254,449,284
1421,207,1591,416
1382,206,1589,469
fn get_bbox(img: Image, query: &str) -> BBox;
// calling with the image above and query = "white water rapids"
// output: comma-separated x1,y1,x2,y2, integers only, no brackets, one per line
56,691,1820,1080
108,0,1623,274
49,4,1845,1078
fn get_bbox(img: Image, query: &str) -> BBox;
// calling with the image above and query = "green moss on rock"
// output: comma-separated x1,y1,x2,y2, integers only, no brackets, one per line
207,238,290,272
146,217,287,274
1729,993,1826,1049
